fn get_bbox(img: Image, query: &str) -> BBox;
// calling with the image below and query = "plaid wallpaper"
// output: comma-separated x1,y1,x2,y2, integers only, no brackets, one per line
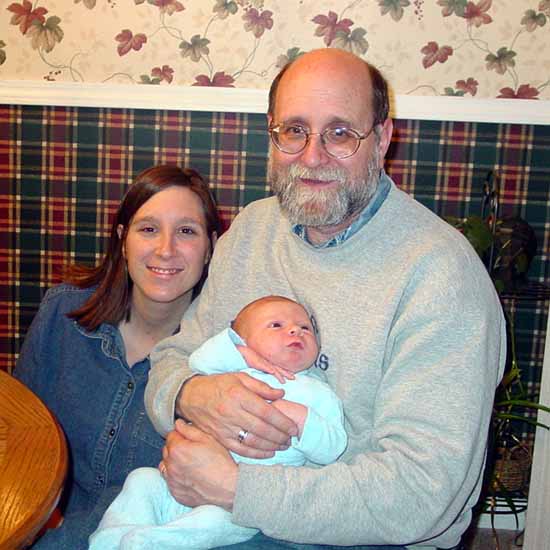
1,106,549,439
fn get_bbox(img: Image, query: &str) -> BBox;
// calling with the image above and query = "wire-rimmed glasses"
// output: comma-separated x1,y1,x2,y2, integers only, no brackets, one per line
269,123,375,159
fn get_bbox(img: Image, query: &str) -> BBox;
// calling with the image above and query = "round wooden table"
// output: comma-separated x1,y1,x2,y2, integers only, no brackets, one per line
0,371,68,549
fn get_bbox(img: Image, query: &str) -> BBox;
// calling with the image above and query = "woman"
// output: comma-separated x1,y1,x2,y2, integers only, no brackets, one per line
14,165,220,549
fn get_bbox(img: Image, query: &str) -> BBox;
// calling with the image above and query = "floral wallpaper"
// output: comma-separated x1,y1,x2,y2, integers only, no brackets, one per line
1,0,549,100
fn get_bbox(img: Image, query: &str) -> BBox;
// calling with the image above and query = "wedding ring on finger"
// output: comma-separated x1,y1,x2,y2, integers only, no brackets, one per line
237,429,249,444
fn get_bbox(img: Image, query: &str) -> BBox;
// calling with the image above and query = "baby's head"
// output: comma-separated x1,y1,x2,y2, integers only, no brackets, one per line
233,296,319,373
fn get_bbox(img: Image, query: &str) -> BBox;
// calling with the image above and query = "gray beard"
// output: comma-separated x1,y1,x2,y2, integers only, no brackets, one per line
268,150,381,228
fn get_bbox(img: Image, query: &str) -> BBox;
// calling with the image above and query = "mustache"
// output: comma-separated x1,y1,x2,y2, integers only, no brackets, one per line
285,164,348,184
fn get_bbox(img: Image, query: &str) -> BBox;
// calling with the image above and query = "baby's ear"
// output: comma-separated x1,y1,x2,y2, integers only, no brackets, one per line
309,313,319,335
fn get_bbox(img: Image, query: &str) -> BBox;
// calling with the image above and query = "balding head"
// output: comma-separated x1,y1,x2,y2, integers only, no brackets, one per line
268,49,389,128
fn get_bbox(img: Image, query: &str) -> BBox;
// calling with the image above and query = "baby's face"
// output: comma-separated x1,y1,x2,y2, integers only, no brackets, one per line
242,300,319,373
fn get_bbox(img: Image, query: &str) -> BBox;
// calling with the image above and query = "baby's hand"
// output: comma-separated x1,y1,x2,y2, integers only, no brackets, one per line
236,345,296,384
271,399,307,438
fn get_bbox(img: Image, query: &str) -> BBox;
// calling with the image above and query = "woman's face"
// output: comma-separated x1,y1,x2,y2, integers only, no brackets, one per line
121,186,212,312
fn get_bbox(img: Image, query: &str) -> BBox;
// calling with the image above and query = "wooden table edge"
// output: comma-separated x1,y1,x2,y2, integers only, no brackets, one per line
0,374,68,550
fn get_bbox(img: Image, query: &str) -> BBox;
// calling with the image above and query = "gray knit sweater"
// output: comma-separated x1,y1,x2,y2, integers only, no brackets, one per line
146,177,506,549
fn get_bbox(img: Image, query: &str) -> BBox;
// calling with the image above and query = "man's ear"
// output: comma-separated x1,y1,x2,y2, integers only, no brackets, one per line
267,113,273,128
377,118,393,161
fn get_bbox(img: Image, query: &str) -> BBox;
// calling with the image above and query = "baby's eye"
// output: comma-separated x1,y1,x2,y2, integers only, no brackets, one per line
268,322,282,328
301,325,311,331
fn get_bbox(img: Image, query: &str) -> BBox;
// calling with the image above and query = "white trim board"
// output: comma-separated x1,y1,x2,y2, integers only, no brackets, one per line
1,80,549,125
524,304,550,550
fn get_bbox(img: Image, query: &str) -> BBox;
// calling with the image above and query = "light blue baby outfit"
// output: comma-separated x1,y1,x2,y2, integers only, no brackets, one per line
88,328,347,550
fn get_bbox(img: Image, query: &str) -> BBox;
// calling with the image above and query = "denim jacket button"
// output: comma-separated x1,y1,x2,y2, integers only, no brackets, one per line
109,428,116,437
127,382,134,391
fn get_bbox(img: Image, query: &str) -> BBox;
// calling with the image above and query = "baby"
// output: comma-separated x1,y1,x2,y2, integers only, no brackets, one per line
89,296,347,550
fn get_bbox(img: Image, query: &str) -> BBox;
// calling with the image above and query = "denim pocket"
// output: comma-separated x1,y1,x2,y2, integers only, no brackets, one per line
124,410,165,474
133,410,165,450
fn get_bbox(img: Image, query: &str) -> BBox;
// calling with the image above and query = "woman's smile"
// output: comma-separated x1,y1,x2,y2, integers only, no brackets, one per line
148,266,184,276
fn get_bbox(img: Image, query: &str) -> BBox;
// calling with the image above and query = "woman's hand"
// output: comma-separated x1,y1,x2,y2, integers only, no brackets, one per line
160,421,238,510
176,373,298,459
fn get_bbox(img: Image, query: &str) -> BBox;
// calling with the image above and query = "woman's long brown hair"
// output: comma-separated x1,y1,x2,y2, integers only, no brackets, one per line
65,165,220,331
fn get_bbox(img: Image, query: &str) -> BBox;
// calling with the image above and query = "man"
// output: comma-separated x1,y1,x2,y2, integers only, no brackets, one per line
145,48,506,550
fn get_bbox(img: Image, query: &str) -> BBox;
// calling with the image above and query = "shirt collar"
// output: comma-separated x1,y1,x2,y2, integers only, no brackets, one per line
292,169,392,249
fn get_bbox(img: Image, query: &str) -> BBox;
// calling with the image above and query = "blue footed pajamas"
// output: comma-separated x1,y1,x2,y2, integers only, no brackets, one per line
89,329,348,550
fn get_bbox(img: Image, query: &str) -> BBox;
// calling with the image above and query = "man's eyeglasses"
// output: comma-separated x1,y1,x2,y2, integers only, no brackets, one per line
268,123,375,159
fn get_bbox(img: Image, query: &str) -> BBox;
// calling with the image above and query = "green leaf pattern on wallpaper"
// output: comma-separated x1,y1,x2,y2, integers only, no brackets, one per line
1,0,549,99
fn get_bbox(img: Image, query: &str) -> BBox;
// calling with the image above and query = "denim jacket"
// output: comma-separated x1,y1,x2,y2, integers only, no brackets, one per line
14,284,165,549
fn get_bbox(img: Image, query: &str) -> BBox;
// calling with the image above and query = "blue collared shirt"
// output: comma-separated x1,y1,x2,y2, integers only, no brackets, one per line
292,169,391,248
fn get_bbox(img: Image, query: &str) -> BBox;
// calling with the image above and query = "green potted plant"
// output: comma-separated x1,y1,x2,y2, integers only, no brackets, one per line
445,213,550,525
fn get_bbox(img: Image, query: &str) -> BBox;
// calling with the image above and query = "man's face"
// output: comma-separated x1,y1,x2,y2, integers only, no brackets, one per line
267,51,389,229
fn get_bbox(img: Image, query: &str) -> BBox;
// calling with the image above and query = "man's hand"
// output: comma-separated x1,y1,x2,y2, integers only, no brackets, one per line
236,345,296,383
161,420,238,510
176,373,298,459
